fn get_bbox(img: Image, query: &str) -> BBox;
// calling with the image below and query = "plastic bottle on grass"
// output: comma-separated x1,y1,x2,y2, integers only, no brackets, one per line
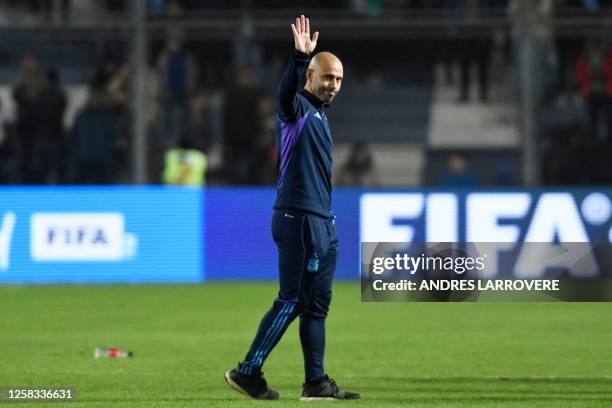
94,347,133,358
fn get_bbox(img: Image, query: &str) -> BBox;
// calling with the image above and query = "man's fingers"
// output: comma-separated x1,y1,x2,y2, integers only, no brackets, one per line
294,15,315,38
312,31,319,43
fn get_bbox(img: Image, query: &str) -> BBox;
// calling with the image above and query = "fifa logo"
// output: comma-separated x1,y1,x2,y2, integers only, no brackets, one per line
360,192,612,278
46,226,109,246
31,213,137,262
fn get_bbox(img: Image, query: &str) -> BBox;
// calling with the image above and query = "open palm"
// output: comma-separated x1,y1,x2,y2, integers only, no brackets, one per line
291,15,319,54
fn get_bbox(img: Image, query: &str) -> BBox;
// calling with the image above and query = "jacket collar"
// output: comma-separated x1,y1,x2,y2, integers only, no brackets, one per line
300,89,329,110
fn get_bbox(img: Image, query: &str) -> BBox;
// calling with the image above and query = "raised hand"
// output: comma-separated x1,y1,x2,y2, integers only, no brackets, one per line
291,14,319,54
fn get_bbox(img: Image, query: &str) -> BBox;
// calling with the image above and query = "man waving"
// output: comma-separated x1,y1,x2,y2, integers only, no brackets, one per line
224,15,360,401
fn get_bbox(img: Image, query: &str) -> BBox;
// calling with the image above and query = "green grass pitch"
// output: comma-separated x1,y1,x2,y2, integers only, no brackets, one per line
0,283,611,407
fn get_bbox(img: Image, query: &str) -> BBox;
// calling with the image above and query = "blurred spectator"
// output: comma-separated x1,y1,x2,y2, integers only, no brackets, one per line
162,135,207,185
12,54,45,184
70,88,122,184
439,152,478,186
575,39,612,141
458,38,492,103
447,0,494,103
91,58,133,181
554,1,586,103
336,143,379,186
222,65,262,184
253,94,277,185
36,68,67,184
92,59,129,108
233,14,263,69
95,58,158,127
92,57,159,183
157,31,198,148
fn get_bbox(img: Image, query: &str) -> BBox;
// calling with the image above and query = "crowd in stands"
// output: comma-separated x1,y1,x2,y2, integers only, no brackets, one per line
0,0,611,186
0,53,129,185
0,28,279,186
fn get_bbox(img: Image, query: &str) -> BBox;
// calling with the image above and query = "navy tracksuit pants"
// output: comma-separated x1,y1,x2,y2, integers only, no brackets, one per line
239,209,337,380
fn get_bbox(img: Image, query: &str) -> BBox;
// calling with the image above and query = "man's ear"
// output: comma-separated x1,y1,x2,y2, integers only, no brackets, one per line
306,68,314,82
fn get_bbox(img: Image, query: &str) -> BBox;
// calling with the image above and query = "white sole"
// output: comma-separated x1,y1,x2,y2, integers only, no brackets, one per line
300,397,337,401
224,370,254,400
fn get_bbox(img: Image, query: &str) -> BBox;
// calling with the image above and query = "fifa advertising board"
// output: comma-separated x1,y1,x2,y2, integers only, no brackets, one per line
0,187,610,283
0,187,203,283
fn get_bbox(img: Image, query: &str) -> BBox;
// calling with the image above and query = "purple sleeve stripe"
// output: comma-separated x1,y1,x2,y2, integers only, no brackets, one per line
277,112,309,188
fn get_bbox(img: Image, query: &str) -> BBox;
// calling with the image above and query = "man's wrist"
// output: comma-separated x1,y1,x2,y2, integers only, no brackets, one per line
293,49,312,64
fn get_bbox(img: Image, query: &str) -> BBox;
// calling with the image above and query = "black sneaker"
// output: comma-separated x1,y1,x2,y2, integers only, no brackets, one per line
224,366,279,400
301,375,361,401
